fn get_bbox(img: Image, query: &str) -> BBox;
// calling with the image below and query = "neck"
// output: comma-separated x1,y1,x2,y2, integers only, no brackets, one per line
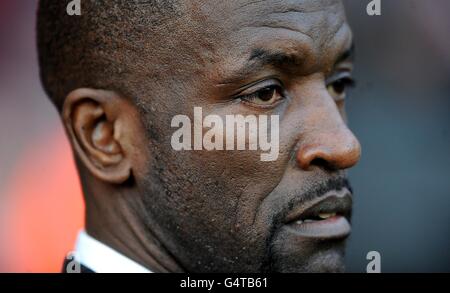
84,185,184,273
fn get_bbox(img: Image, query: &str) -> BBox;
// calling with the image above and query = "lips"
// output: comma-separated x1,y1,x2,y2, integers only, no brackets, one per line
284,188,352,240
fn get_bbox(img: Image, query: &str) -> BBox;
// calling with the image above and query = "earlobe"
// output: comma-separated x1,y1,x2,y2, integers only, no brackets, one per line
63,88,132,184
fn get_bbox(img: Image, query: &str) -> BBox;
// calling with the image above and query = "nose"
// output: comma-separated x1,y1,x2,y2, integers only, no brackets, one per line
295,102,361,171
296,127,361,171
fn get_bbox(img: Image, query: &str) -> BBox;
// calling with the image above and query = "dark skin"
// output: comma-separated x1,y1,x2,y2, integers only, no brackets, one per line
63,0,360,272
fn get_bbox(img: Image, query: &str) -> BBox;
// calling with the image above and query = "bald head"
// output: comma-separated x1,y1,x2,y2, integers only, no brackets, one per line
37,0,181,110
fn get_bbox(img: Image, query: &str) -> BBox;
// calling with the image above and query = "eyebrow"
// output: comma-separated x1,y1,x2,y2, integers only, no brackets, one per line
220,42,355,85
249,47,304,68
250,42,355,70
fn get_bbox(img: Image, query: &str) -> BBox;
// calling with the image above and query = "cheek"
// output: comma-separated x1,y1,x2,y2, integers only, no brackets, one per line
143,148,288,271
180,150,286,207
154,142,289,230
145,97,293,225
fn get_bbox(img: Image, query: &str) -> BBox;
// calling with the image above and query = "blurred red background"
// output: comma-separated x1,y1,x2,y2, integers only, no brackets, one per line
1,0,449,273
1,129,84,272
0,1,84,272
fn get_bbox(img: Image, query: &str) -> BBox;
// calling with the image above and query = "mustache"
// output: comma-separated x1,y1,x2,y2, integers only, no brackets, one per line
280,177,353,223
260,177,353,272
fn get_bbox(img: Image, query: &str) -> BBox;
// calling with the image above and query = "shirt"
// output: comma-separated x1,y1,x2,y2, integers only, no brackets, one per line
73,230,152,273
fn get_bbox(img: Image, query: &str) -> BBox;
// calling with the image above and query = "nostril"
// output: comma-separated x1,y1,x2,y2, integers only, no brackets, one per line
297,141,361,171
297,146,333,170
309,158,336,170
309,157,333,170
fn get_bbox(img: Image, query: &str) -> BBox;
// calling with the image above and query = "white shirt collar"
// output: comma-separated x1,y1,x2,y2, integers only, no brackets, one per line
74,230,152,273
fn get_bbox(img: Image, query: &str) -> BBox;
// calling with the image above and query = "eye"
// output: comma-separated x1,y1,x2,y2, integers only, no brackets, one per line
238,84,285,108
327,76,355,102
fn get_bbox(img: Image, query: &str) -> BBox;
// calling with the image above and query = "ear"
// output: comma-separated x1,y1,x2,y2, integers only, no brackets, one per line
63,88,137,184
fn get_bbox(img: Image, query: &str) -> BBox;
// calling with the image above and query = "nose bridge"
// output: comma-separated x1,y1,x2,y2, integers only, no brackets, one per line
295,87,361,171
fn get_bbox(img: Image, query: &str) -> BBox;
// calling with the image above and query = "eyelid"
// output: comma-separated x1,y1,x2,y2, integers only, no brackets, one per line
326,71,354,86
233,78,284,98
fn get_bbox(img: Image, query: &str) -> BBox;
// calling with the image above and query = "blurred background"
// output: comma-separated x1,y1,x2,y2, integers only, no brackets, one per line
0,1,449,272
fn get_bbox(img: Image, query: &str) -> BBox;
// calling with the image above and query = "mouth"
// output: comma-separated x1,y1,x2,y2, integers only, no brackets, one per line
284,188,352,240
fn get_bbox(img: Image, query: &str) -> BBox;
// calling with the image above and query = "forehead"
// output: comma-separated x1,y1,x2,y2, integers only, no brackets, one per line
207,0,346,38
185,0,351,75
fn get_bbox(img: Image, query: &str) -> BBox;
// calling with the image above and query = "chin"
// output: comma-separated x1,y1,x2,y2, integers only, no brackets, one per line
269,235,348,273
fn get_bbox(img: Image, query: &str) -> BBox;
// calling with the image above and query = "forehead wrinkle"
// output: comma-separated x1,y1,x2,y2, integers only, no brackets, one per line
205,0,348,83
242,12,334,45
227,0,343,30
214,32,316,85
233,0,342,27
230,0,346,54
215,21,350,85
232,0,341,14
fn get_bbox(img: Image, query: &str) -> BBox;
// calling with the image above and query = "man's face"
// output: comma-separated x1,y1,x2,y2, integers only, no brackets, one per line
133,0,361,272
